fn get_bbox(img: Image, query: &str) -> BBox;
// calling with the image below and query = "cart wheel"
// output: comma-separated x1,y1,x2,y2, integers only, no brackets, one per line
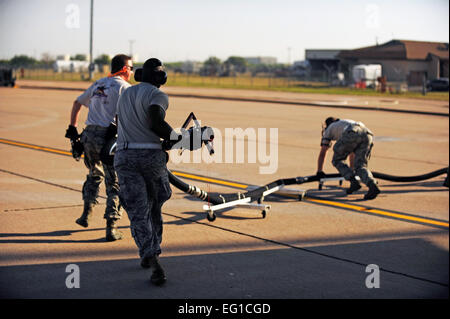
298,193,305,201
206,212,216,222
318,183,323,190
261,210,266,218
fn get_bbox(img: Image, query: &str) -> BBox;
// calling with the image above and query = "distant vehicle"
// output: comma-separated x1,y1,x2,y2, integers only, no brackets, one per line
0,68,16,87
426,78,449,92
352,64,382,88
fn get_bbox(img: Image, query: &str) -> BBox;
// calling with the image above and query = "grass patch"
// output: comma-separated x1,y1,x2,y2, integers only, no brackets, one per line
20,69,449,101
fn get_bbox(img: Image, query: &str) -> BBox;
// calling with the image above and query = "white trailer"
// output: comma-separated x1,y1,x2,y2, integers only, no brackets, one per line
53,60,91,73
352,64,382,87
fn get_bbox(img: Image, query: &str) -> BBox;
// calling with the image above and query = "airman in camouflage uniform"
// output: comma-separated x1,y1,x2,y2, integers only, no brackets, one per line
317,117,380,200
65,54,133,241
114,58,173,286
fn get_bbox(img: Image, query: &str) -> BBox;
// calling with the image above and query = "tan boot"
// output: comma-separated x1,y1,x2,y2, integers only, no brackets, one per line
75,202,94,228
105,218,123,241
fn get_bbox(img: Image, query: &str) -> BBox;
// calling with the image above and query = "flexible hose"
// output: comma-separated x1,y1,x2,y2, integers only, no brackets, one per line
372,167,448,182
168,167,449,205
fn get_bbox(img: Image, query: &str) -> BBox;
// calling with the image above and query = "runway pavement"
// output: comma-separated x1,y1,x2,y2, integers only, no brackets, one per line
0,81,448,300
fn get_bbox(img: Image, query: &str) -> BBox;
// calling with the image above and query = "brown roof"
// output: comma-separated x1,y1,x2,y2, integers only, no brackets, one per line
338,40,449,60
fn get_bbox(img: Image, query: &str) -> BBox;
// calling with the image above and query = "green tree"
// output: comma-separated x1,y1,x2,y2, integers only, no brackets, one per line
94,54,111,66
224,56,247,75
201,56,222,76
9,55,38,67
72,54,87,61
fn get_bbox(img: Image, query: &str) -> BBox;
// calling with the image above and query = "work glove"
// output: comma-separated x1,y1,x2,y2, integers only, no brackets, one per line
65,125,79,141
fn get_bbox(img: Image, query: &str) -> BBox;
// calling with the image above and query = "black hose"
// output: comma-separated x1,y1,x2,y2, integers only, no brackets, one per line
372,167,448,182
168,167,449,205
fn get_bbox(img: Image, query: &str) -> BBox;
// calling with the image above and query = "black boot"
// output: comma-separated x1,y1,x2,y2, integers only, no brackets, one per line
105,218,123,241
364,181,380,200
346,177,361,194
147,256,166,286
141,257,151,269
76,202,94,228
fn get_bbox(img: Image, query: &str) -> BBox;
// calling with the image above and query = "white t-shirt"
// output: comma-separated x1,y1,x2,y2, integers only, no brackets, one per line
321,119,364,146
116,82,169,145
77,76,131,127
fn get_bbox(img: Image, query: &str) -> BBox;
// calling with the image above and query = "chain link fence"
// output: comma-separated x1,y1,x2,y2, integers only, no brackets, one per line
15,66,331,90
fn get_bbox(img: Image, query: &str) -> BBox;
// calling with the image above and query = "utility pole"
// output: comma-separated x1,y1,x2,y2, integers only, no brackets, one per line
88,0,94,81
287,47,292,65
129,40,135,60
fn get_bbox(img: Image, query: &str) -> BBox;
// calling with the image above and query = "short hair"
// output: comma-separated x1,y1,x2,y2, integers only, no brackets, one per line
111,54,131,73
325,117,339,128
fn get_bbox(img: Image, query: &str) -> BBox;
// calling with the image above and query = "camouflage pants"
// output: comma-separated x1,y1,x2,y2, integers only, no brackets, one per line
80,125,121,220
114,149,172,259
332,124,376,186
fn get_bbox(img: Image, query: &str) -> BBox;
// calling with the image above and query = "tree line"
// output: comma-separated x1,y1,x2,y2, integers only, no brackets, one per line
0,54,111,67
1,54,303,78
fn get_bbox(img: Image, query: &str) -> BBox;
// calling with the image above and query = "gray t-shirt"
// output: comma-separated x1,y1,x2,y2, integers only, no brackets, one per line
77,76,131,127
321,119,362,146
116,82,169,147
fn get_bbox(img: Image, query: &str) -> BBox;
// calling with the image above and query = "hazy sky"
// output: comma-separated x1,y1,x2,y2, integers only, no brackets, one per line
0,0,448,63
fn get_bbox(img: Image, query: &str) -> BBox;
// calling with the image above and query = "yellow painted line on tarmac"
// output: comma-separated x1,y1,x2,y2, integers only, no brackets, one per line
306,198,449,228
171,171,249,189
0,138,76,157
1,137,448,228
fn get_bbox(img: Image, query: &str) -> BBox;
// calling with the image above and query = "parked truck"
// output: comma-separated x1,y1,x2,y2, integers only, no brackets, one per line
0,68,16,87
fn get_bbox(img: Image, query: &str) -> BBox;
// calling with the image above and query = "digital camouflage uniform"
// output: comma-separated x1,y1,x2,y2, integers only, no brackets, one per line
81,125,121,219
114,149,171,258
114,82,171,259
76,75,130,225
322,119,376,186
332,123,375,186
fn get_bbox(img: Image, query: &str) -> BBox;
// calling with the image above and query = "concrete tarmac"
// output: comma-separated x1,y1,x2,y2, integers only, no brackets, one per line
0,81,448,299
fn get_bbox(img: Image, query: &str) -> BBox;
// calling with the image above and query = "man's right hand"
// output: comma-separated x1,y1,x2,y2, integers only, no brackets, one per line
65,125,79,140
